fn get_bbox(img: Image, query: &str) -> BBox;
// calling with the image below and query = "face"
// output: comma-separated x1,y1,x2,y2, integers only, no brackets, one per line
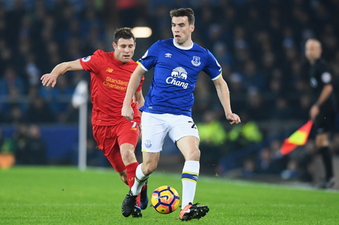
113,38,136,63
305,40,322,62
171,16,194,46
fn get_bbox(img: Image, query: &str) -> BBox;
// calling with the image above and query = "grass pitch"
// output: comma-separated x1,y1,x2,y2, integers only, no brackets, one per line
0,166,338,225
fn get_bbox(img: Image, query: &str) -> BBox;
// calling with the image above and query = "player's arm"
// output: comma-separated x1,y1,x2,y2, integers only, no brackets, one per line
310,84,333,120
41,59,83,88
316,84,333,107
133,89,145,116
213,76,241,125
122,65,146,120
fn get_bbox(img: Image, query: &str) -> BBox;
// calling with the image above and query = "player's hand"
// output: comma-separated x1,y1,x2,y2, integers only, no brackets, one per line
226,113,241,125
122,104,134,121
310,105,319,121
41,73,58,88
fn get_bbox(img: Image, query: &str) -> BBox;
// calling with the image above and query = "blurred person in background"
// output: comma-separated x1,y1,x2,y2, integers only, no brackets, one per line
197,110,227,173
41,27,147,217
25,124,47,165
0,127,16,169
13,123,29,165
25,97,56,123
121,7,240,221
305,39,337,188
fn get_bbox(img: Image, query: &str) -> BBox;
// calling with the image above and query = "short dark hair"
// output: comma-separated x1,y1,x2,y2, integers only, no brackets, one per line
170,8,195,25
113,27,135,43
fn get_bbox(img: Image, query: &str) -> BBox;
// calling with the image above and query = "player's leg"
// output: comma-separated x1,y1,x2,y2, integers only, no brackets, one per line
176,136,200,206
316,133,333,183
120,143,138,187
132,152,160,195
122,112,168,217
168,115,209,220
314,109,335,187
117,121,147,209
93,125,128,183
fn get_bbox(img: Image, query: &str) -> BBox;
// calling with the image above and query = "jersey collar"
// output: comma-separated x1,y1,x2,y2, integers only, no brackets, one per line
172,38,193,50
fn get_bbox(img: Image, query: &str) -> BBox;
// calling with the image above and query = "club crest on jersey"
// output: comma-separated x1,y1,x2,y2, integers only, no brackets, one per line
191,56,201,67
145,140,152,148
82,56,91,62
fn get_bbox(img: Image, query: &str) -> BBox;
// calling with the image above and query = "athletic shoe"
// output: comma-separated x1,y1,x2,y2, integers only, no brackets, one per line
131,204,142,218
140,181,148,210
122,190,137,217
179,203,209,221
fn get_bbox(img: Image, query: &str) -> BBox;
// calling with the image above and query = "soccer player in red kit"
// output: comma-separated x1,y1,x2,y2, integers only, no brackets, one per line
41,27,147,217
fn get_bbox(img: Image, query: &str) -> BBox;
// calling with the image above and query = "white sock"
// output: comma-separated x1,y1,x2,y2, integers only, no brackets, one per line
131,164,149,196
181,160,200,209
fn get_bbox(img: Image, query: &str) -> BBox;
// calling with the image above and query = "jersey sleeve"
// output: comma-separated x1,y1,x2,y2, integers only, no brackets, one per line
202,50,222,80
79,50,107,73
319,61,332,85
137,41,159,71
136,75,145,92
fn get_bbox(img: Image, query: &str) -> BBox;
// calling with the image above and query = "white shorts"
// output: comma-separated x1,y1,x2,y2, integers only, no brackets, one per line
141,112,200,153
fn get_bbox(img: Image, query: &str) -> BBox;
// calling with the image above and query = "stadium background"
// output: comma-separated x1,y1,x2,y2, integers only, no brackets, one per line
0,0,339,187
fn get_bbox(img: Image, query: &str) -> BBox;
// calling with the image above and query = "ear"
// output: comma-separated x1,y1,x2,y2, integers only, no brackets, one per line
190,24,195,33
112,42,117,50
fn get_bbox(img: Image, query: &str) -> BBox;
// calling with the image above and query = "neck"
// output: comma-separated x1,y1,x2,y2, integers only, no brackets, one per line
310,57,319,65
173,38,193,50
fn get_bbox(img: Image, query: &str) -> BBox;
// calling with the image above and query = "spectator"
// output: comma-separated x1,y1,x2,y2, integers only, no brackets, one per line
25,97,56,123
24,124,47,165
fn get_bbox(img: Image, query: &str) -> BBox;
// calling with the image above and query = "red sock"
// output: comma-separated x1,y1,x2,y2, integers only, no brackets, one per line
126,162,140,207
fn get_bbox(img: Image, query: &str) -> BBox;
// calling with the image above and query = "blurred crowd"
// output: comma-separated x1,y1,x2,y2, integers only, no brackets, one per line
1,0,339,185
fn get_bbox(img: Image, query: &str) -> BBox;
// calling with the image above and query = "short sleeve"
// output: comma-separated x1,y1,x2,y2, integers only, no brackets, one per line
319,62,332,85
203,50,222,80
136,76,145,92
137,41,159,71
79,50,107,73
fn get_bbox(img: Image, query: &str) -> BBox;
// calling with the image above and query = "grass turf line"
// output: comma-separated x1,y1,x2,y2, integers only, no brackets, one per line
0,166,338,225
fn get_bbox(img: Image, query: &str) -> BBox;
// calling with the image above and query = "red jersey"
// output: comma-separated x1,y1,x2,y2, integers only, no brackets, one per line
80,50,144,126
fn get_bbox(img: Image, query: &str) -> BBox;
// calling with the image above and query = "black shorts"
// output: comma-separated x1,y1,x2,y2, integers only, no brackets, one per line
314,104,337,134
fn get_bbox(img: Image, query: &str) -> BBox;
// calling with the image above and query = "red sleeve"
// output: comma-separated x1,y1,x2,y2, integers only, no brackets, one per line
79,50,107,73
136,75,145,92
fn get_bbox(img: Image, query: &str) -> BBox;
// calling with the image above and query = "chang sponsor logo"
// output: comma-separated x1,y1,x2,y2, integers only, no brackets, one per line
166,67,189,89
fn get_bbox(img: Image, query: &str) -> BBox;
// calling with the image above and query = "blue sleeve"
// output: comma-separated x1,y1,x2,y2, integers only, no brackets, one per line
203,50,222,80
137,41,159,71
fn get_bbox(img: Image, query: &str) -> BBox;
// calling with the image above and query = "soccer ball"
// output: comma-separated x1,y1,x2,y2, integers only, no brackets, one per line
151,185,180,214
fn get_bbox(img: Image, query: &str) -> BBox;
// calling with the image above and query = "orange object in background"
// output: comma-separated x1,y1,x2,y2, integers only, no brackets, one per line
281,120,313,155
0,153,15,169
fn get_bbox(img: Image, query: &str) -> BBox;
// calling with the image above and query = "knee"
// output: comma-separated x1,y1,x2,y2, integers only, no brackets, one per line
186,148,200,161
142,161,157,175
120,147,136,162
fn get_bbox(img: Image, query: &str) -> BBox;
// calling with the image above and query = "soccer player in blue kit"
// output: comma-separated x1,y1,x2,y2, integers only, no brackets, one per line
121,8,241,220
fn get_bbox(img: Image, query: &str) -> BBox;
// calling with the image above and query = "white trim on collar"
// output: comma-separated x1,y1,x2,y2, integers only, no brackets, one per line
172,38,193,50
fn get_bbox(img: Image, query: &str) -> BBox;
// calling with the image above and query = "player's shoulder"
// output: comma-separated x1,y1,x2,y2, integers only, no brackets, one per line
192,42,208,51
157,38,172,46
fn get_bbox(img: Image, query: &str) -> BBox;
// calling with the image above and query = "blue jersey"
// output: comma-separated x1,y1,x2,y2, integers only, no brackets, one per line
138,38,222,117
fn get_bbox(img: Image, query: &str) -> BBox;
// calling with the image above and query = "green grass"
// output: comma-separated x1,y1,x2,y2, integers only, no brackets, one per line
0,166,338,225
